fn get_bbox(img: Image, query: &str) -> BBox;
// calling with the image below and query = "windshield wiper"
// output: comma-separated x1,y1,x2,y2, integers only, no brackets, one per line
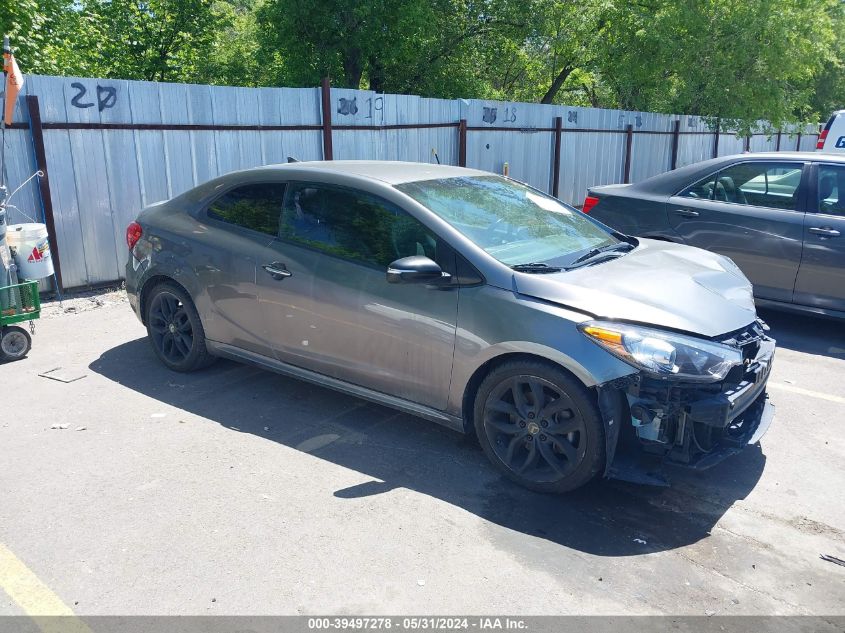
566,242,635,269
510,262,563,274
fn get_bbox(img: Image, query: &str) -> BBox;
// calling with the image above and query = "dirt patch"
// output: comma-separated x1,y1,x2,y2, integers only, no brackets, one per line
789,515,845,539
40,285,129,319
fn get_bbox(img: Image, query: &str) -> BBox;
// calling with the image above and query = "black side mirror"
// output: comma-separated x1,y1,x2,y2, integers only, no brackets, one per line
386,256,451,284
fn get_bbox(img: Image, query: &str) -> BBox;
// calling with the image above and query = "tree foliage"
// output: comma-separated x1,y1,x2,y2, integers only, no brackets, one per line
255,0,534,97
2,0,844,127
593,0,839,129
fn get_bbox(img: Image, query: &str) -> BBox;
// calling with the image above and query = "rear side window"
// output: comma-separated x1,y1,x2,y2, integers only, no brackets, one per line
680,162,803,210
206,183,285,235
817,165,845,216
280,184,438,268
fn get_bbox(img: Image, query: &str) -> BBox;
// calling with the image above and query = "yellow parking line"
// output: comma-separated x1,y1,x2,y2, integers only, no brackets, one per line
0,542,92,633
768,382,845,404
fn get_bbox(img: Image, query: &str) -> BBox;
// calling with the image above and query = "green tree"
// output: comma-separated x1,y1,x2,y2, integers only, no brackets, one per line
516,0,604,105
593,0,836,129
809,0,845,119
80,0,221,82
196,0,265,86
1,0,95,76
3,0,842,131
255,0,532,96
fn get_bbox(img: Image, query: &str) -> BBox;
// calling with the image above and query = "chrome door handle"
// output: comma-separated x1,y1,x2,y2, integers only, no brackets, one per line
262,263,292,279
809,227,841,238
673,209,700,218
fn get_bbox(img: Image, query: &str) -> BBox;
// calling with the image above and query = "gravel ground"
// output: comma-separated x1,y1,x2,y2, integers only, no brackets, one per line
38,286,128,319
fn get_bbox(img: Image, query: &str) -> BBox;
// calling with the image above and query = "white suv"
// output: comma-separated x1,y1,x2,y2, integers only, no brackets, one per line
817,110,845,151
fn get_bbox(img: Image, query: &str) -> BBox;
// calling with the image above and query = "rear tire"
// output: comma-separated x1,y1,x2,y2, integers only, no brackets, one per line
145,282,215,372
0,326,32,362
473,360,605,493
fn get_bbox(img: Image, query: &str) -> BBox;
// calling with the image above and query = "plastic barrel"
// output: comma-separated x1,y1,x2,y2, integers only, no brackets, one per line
6,224,55,280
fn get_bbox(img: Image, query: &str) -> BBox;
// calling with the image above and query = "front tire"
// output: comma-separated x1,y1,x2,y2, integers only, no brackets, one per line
473,360,605,493
0,326,32,362
145,283,215,372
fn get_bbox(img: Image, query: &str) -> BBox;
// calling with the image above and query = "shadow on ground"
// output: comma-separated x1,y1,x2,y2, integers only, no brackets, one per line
759,308,845,360
90,337,766,558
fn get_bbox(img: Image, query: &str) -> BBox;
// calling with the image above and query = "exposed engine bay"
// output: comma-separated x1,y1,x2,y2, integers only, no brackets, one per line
600,320,775,484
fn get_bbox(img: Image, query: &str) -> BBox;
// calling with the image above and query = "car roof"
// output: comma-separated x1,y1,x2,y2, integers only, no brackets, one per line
255,160,489,185
626,151,845,195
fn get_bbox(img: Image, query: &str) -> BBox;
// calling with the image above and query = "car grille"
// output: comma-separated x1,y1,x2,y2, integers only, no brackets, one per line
717,320,768,383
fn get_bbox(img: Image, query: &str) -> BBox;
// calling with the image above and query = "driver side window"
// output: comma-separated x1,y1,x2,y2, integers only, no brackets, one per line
280,183,438,268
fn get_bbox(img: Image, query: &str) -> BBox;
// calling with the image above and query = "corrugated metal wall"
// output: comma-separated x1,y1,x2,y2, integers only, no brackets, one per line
2,75,820,289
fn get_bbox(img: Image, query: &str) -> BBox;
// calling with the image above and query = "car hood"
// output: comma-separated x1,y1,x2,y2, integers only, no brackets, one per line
513,239,757,338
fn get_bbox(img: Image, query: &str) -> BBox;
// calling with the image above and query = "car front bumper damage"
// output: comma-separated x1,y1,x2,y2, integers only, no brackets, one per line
599,326,775,486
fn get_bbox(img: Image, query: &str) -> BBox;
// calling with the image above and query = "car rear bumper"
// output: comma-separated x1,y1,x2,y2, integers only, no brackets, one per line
124,260,144,323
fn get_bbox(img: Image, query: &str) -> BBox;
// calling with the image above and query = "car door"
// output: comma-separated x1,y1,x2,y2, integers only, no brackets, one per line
198,182,286,356
665,160,807,302
792,162,845,311
261,182,459,410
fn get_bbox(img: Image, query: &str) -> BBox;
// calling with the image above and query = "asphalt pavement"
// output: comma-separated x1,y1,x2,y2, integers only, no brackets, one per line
0,295,843,616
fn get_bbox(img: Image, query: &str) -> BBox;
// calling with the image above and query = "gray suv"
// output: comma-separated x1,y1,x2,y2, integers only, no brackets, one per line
125,161,775,493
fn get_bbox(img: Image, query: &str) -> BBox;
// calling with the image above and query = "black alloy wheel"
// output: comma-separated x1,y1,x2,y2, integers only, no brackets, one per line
145,283,214,372
474,361,605,493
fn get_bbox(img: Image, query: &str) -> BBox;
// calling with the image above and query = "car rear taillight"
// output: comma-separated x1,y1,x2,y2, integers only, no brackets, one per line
817,129,829,150
126,222,143,250
582,196,600,214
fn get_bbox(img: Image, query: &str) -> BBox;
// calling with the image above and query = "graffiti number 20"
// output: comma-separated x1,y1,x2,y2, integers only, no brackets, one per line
70,82,117,112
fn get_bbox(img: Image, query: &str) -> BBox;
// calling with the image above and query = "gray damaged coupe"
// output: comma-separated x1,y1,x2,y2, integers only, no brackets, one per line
125,161,775,493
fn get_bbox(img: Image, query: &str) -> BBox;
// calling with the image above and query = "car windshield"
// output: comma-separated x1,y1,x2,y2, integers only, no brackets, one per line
396,176,617,267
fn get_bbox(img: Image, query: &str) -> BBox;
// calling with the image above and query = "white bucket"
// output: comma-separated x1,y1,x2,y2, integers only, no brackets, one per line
6,223,55,280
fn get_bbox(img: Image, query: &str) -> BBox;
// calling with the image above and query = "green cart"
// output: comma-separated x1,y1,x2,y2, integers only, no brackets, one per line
0,279,39,361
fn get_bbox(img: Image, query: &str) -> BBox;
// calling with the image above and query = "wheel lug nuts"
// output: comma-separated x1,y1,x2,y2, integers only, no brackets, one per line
541,420,548,427
519,421,526,428
528,412,535,419
540,434,547,441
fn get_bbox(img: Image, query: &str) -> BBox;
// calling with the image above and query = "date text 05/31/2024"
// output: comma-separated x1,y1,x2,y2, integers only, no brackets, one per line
307,618,528,630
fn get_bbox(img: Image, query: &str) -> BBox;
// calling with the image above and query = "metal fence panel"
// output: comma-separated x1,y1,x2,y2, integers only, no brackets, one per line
462,99,557,192
676,116,714,168
329,89,460,165
2,129,40,225
0,74,824,288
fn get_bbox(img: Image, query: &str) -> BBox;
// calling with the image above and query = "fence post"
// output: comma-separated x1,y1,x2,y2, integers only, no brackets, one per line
796,131,802,151
458,119,467,167
776,130,782,151
670,119,680,170
623,124,633,184
24,95,64,293
713,118,721,158
552,116,562,197
320,77,333,160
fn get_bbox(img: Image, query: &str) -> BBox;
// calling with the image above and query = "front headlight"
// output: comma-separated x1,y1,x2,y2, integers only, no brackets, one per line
578,320,743,382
